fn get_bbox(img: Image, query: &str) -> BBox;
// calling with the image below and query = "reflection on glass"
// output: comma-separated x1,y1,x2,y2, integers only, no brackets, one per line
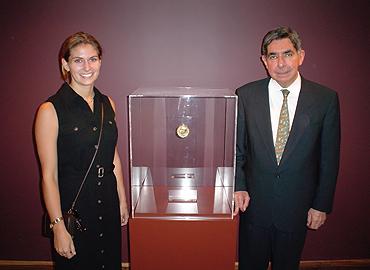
131,167,233,218
166,202,198,214
168,189,197,203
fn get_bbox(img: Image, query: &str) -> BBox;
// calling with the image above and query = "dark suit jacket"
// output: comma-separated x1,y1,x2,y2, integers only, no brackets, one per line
235,77,340,232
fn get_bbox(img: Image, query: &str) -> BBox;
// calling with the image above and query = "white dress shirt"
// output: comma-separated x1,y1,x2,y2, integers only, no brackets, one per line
269,74,301,145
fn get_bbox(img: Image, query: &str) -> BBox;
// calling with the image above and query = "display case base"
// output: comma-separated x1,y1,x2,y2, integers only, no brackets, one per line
129,217,238,270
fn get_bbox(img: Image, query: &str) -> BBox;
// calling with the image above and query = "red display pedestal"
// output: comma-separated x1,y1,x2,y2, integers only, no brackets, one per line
129,217,238,270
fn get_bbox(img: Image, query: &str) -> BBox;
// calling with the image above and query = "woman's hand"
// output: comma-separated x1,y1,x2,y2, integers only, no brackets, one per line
120,202,129,226
53,223,76,259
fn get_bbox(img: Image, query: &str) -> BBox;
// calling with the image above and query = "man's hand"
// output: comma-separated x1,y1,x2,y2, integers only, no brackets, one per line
307,208,327,230
233,191,250,216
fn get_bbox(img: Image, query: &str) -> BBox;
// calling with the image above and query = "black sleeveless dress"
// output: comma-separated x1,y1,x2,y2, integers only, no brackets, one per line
48,83,121,270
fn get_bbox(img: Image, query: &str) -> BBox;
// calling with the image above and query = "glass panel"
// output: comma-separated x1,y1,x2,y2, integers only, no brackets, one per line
129,88,237,220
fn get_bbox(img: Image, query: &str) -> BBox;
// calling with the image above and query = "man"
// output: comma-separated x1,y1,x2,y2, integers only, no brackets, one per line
234,27,340,270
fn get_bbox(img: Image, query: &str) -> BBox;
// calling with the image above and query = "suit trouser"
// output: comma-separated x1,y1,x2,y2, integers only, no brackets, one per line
238,218,307,270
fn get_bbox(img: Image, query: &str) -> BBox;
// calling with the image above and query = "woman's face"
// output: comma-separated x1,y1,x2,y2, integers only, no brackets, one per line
62,43,101,89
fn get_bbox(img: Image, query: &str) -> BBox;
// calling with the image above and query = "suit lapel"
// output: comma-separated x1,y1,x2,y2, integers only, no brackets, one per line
254,81,277,166
279,79,314,166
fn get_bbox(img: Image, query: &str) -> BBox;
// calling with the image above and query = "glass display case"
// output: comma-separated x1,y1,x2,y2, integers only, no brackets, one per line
128,87,237,220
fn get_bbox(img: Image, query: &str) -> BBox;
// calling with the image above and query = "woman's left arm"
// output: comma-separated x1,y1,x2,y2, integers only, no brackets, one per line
109,96,129,226
113,147,129,226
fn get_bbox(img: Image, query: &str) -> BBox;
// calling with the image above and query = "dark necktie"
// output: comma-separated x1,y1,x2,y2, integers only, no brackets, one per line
275,89,290,165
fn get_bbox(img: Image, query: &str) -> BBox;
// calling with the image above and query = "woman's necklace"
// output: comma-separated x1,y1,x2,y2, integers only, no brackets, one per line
83,93,95,104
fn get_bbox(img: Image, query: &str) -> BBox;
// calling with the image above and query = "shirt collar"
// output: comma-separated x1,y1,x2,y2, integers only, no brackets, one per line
269,73,301,96
61,82,102,104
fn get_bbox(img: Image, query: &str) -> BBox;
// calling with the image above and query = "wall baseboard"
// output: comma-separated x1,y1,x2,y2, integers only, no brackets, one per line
0,259,369,269
0,260,130,269
299,259,370,269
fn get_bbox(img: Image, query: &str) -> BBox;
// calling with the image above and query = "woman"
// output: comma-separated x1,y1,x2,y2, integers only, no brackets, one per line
35,32,129,269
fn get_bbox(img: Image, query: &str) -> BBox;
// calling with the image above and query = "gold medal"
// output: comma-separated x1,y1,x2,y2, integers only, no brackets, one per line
176,124,190,138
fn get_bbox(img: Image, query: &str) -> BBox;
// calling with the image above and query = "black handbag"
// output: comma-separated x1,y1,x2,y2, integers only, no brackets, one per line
42,104,104,238
42,208,86,238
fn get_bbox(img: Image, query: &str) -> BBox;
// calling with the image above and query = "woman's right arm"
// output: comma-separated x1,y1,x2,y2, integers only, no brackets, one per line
35,102,76,259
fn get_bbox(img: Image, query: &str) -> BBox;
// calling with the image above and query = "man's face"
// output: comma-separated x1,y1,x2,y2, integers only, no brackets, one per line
262,38,305,88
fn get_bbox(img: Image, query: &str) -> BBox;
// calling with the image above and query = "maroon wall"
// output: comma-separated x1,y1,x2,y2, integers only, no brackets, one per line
1,0,369,262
